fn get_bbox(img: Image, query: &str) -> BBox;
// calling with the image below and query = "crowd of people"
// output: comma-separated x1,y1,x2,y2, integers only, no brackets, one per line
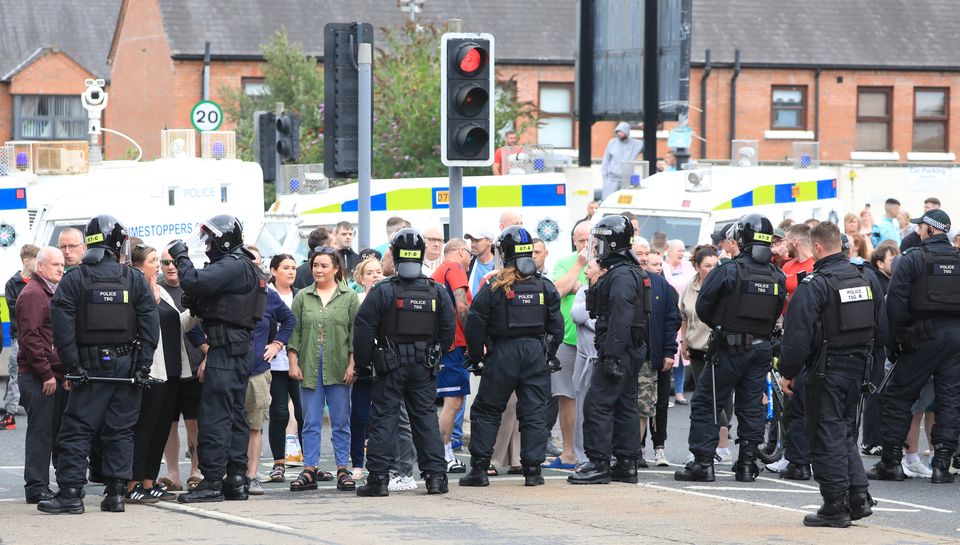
3,197,958,528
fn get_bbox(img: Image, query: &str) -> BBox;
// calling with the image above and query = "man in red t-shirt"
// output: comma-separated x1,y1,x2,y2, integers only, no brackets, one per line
492,131,520,175
782,224,816,310
431,238,474,472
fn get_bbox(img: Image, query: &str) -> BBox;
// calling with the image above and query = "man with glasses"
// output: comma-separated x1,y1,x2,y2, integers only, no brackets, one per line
57,228,87,270
422,226,445,275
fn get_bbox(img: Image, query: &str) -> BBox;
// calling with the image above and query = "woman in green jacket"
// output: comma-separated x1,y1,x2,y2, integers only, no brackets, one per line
287,248,359,491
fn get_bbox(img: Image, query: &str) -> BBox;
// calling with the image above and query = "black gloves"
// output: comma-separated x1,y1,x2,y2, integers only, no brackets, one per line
601,356,624,381
133,367,154,389
168,239,189,261
67,367,90,387
547,356,562,373
464,359,484,376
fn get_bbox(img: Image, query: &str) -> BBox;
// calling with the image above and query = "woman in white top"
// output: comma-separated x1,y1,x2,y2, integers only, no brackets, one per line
266,254,301,483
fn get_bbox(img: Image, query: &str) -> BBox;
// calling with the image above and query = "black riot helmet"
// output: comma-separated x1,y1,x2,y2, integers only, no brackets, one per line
391,228,426,280
590,214,635,263
495,226,537,276
84,214,128,262
200,215,244,256
733,213,775,263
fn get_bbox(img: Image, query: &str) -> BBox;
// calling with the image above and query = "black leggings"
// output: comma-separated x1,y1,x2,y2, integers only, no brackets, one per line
132,379,179,481
268,371,303,461
350,380,372,467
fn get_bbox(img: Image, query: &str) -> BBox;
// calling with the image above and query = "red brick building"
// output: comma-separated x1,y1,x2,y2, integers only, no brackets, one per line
3,0,958,165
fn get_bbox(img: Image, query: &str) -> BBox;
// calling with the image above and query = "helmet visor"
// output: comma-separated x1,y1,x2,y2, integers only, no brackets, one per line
118,239,132,265
587,225,615,262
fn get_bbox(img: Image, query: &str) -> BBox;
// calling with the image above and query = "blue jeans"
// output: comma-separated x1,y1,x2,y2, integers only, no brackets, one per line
300,349,351,468
673,363,686,398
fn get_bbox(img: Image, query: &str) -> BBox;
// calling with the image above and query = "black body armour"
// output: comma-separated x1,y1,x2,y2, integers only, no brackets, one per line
76,265,136,346
909,247,960,316
717,259,780,337
195,258,267,330
488,276,548,338
819,267,876,348
589,264,651,343
380,277,441,344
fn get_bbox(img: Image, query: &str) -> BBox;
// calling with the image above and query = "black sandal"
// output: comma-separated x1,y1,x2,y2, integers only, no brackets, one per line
290,468,318,491
268,463,286,483
336,468,356,491
316,469,334,482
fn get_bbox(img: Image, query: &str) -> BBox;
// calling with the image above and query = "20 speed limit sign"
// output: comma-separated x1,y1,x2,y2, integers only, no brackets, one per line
191,100,223,132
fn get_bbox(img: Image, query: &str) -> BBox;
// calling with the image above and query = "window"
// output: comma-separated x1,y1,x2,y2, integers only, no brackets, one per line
537,83,574,148
242,78,269,97
495,80,518,137
14,95,87,140
771,86,806,129
856,87,892,151
913,88,948,152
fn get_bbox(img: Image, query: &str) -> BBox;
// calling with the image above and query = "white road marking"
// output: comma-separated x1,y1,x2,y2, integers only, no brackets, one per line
637,482,807,514
0,498,15,502
800,504,919,513
686,486,816,493
152,501,294,531
755,475,954,514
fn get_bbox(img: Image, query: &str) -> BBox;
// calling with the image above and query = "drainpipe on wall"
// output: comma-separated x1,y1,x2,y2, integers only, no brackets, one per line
202,41,211,100
729,49,740,159
700,49,711,159
814,66,821,140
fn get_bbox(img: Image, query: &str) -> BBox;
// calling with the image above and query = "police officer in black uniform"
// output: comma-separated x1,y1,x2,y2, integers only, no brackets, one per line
38,215,158,514
569,215,651,485
779,222,886,528
168,215,265,503
675,213,786,483
460,226,564,487
353,228,456,496
868,209,960,485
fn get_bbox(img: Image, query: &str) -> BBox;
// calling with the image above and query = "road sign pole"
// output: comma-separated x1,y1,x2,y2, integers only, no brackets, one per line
358,41,373,250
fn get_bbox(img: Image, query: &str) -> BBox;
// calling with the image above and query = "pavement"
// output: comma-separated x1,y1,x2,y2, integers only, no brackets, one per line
0,395,958,545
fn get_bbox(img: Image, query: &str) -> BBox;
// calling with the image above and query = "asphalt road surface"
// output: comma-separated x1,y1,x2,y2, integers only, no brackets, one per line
0,397,957,545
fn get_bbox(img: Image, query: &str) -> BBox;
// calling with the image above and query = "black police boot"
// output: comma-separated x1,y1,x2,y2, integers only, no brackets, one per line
803,493,852,528
459,459,491,487
780,462,812,481
356,472,389,497
930,445,956,484
733,442,760,482
848,488,876,521
865,443,906,481
522,465,544,487
609,458,639,484
567,460,611,485
100,480,125,512
37,486,84,515
223,474,248,501
674,454,716,482
425,473,449,495
177,478,224,503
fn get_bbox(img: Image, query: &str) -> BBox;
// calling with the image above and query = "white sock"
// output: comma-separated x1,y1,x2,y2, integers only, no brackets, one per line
717,447,730,456
904,452,920,464
444,442,454,462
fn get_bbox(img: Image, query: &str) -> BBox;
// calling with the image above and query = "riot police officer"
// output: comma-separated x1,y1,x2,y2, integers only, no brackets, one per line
779,222,886,528
675,213,786,483
353,228,456,496
868,209,960,485
168,215,265,503
38,215,158,514
460,226,564,487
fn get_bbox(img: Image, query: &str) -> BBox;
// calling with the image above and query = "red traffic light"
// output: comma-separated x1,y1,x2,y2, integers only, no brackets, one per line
456,44,487,76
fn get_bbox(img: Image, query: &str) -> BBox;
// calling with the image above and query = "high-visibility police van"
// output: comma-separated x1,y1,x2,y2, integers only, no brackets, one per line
0,146,264,347
258,171,591,272
596,165,842,247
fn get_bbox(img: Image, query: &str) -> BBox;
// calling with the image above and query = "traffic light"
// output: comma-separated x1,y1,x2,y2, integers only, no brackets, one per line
276,112,300,161
255,111,276,182
441,33,495,167
324,22,374,179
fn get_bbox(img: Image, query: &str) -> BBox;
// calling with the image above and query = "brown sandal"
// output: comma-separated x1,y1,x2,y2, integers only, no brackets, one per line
186,476,202,490
268,464,286,483
290,468,318,491
336,468,356,491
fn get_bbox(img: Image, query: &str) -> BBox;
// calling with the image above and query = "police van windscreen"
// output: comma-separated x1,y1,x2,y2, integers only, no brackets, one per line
47,224,86,247
603,213,701,248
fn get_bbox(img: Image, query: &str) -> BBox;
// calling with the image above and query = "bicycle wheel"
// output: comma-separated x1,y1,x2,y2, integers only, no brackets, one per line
758,389,785,464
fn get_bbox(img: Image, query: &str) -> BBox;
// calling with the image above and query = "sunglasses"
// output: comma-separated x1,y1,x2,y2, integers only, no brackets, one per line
161,259,174,266
313,246,337,255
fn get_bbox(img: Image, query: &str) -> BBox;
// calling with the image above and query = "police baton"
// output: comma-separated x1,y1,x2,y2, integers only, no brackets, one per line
65,375,135,384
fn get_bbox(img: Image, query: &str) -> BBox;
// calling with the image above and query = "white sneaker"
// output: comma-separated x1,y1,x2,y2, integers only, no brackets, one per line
387,473,417,491
903,459,932,478
715,448,732,463
446,458,466,473
765,458,790,473
654,448,669,467
351,467,364,481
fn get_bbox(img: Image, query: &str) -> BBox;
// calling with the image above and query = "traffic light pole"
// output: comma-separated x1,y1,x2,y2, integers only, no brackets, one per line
448,166,463,239
358,41,373,250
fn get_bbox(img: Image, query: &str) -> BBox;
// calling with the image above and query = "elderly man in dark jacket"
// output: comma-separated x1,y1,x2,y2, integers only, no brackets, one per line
15,247,66,504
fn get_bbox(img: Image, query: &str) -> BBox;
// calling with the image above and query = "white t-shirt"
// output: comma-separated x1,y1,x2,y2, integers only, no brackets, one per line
270,285,295,372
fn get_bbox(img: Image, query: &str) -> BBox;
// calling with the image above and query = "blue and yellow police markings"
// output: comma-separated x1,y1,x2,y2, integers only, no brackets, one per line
713,179,838,211
303,182,567,215
1,299,10,348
